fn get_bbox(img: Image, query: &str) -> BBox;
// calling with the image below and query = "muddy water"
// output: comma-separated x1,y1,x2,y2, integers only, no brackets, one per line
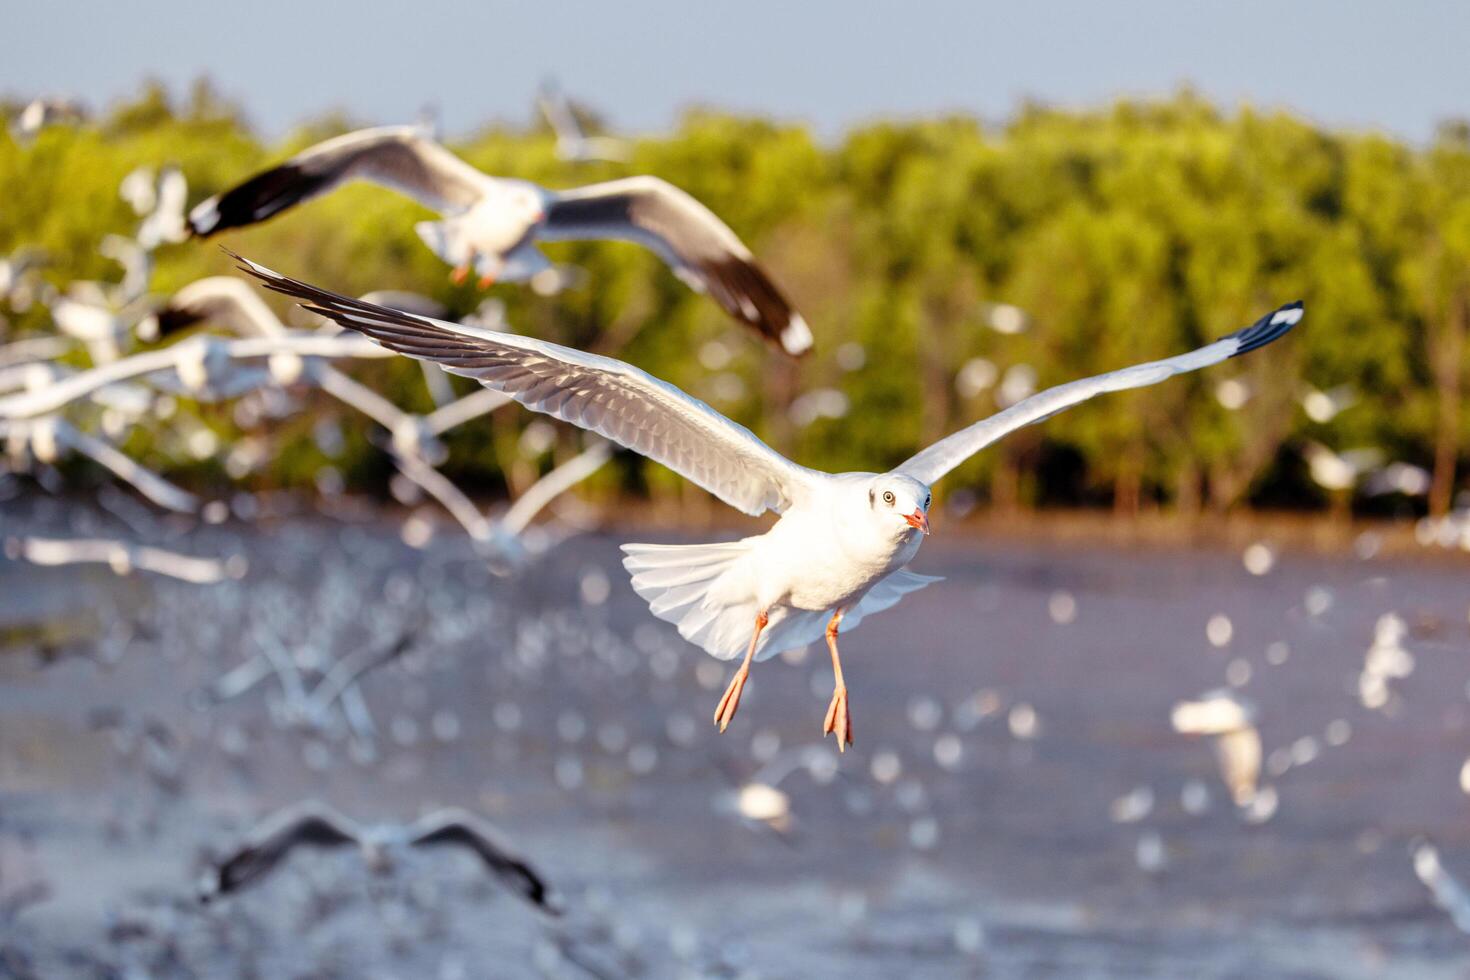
2,500,1469,978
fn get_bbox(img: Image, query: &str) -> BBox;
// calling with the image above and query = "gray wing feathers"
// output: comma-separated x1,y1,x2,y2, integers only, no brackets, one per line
897,302,1304,486
233,254,817,516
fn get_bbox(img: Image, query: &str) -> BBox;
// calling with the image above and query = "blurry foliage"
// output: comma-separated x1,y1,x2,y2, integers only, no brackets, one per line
1,84,1466,516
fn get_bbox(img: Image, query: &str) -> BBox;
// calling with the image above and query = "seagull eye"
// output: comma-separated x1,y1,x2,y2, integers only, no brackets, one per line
882,491,895,506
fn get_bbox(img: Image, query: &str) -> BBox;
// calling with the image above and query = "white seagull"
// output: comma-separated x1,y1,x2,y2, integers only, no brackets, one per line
187,126,813,356
235,253,1302,749
537,79,632,164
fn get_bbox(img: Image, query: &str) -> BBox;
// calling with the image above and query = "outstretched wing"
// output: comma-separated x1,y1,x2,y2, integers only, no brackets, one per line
541,176,812,356
407,808,558,913
209,801,359,897
189,126,487,237
897,302,1304,487
232,254,822,517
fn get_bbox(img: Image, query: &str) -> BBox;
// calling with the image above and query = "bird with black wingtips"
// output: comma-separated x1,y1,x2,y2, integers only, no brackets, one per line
232,251,1302,751
187,125,813,356
199,800,559,913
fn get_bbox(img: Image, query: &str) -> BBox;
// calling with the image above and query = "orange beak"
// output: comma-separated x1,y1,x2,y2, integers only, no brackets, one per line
904,509,930,535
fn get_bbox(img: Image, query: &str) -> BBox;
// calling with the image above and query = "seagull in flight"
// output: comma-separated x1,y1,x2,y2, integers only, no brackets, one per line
537,79,632,164
188,126,812,356
233,252,1302,750
199,800,556,912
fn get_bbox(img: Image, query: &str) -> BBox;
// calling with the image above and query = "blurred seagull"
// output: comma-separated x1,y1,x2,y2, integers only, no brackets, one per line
391,441,611,567
1302,442,1384,493
1299,384,1357,423
136,165,189,249
5,535,241,583
0,417,199,511
537,79,632,163
0,331,387,419
237,254,1303,749
187,126,813,355
199,801,557,912
45,290,158,365
13,97,86,138
1171,689,1262,807
99,234,153,305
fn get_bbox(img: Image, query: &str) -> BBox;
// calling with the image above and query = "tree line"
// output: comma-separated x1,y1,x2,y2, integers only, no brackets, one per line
2,82,1466,518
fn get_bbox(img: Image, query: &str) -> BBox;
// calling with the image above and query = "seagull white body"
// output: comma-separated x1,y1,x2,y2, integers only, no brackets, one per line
236,253,1303,748
636,473,934,665
189,126,812,355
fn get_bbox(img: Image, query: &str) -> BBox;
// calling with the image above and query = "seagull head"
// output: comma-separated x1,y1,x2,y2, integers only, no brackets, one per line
489,179,548,228
867,474,931,537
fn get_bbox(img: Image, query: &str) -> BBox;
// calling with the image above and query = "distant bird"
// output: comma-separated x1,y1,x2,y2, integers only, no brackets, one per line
5,534,241,582
1301,442,1385,493
199,801,556,913
99,234,153,305
391,439,612,567
236,253,1304,749
0,417,199,512
13,97,86,138
716,745,838,835
188,126,813,355
537,79,632,163
44,289,158,365
0,331,388,419
1363,460,1432,498
1413,841,1470,935
1299,384,1357,423
136,165,190,249
1171,689,1261,807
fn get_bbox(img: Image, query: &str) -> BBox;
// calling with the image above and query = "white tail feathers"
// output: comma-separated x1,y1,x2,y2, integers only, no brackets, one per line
621,540,941,663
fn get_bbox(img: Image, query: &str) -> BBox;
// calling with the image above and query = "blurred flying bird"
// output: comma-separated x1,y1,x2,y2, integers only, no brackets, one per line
537,79,632,163
12,97,86,139
1171,689,1262,807
45,289,158,365
187,126,812,355
236,254,1303,749
0,417,200,511
1302,442,1384,492
0,331,387,419
4,534,243,582
199,801,556,913
136,166,189,249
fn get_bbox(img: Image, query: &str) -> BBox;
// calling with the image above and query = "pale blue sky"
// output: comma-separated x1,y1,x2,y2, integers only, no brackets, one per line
5,1,1466,140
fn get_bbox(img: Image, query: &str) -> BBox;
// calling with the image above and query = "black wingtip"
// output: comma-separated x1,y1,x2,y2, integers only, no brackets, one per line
154,304,208,338
1221,300,1304,357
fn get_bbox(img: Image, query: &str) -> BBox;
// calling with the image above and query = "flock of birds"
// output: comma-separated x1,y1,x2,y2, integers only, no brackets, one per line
3,84,1470,974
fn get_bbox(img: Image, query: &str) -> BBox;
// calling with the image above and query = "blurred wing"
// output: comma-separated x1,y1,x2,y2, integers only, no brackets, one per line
216,802,358,894
898,302,1304,486
407,808,557,913
161,277,285,338
51,420,200,513
499,440,612,536
189,126,487,236
541,176,812,356
536,80,584,143
234,254,820,517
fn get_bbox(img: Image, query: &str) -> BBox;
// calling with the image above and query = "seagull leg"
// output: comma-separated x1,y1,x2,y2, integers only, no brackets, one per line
714,609,767,733
450,264,470,285
477,271,497,289
822,608,853,751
